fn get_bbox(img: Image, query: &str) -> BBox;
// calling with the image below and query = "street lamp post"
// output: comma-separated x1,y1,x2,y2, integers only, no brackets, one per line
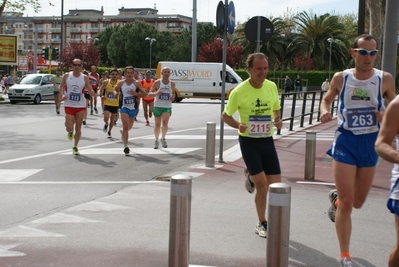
327,38,334,80
145,37,156,70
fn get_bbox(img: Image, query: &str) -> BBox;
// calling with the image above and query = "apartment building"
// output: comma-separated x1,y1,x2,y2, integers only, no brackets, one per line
0,7,192,55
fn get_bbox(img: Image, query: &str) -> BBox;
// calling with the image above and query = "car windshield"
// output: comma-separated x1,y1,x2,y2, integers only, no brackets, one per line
18,75,42,85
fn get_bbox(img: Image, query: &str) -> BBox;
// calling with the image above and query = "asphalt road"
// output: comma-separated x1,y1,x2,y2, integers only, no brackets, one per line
0,96,394,267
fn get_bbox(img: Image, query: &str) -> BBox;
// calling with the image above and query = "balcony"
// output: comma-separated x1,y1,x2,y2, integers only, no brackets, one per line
89,27,101,33
51,39,61,43
70,27,82,33
50,27,61,33
23,39,33,44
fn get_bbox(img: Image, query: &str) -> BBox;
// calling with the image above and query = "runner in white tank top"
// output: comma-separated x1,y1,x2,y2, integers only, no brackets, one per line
319,34,396,266
375,95,399,267
114,66,146,155
59,59,94,155
148,67,176,149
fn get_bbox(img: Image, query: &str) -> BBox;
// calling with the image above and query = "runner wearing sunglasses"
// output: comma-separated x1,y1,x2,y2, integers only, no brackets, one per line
320,34,396,267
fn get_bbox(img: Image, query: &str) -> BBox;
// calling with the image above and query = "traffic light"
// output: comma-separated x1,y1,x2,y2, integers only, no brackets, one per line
53,47,59,60
41,47,48,60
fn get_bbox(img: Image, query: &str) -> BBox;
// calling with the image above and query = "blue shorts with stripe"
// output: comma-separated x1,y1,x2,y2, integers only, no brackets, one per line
327,128,378,167
120,107,137,118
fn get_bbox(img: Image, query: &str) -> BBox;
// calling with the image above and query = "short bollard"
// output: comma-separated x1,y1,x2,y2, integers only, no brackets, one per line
304,131,317,180
205,122,216,168
266,183,291,267
168,175,193,267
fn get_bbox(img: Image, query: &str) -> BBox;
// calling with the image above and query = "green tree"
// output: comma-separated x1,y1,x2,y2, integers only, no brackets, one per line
0,0,51,17
107,25,130,67
124,21,158,68
95,27,115,66
293,11,349,71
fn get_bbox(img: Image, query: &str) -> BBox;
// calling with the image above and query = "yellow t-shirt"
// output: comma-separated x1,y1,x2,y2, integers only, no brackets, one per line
103,79,120,107
224,78,280,137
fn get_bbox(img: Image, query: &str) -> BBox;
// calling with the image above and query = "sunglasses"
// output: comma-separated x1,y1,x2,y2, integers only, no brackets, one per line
73,64,82,67
353,49,378,56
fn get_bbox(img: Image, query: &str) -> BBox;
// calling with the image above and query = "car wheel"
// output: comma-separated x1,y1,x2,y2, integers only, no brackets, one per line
33,94,41,104
174,97,183,103
10,100,17,104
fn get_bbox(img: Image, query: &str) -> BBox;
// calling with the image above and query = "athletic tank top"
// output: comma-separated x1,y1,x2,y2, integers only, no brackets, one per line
142,79,155,101
64,71,86,108
154,80,173,108
88,72,99,89
103,79,120,107
121,79,138,110
337,68,385,135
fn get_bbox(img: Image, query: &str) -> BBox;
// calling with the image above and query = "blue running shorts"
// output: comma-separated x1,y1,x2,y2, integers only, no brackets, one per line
327,128,378,167
120,107,138,118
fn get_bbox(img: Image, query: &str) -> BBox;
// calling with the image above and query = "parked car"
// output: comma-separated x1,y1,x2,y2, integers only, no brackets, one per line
8,73,55,104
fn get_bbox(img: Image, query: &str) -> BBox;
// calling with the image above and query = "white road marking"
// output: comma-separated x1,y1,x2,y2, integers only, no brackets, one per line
164,171,204,178
0,181,163,185
67,201,130,212
60,147,201,155
141,135,238,140
30,213,99,224
189,163,224,170
0,169,43,181
0,244,26,257
0,126,205,165
296,181,335,186
0,225,64,237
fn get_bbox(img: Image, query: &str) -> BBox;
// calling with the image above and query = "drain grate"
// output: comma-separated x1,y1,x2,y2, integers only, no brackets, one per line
156,176,172,182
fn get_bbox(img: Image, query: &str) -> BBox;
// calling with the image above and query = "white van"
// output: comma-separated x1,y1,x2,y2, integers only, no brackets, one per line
155,61,243,102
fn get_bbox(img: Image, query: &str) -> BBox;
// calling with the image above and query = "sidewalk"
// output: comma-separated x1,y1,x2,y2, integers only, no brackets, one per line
0,119,394,267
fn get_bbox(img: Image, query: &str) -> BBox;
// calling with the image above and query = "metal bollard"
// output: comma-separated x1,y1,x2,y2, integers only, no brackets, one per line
266,183,291,267
168,175,193,267
205,122,216,167
304,131,317,180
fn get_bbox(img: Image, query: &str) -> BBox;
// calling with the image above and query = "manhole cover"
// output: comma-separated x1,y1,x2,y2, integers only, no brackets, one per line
156,176,172,182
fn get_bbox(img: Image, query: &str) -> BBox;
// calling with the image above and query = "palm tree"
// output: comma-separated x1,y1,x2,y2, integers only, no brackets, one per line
292,11,349,71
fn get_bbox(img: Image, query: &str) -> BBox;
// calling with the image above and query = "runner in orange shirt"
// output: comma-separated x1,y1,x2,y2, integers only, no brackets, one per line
141,70,155,126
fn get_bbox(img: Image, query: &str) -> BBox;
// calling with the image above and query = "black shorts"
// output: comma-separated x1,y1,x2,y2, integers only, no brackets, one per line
84,93,90,100
104,105,119,114
239,135,281,176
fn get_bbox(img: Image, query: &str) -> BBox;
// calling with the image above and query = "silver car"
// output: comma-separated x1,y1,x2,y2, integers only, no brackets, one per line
8,74,55,104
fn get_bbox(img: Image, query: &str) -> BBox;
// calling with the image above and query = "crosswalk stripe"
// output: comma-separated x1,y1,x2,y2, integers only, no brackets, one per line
0,169,43,181
60,147,201,155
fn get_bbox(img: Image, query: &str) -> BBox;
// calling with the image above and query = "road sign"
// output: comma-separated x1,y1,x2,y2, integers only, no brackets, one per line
216,1,225,35
244,16,274,44
228,1,235,35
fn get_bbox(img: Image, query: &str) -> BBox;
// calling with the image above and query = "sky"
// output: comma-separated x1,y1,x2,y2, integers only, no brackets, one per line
21,0,359,24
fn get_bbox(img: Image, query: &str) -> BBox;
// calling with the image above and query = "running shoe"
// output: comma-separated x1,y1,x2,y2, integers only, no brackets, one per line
161,137,167,148
124,146,130,155
328,189,338,223
145,121,150,126
244,167,255,194
154,139,159,149
103,124,108,133
149,112,152,118
72,146,80,155
107,131,112,138
94,107,98,114
90,109,93,115
82,120,86,126
56,109,60,115
340,257,353,267
254,221,267,238
67,131,74,141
